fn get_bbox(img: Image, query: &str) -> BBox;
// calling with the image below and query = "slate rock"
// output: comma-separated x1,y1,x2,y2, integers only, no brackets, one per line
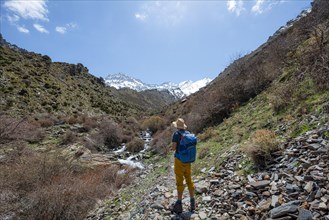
269,203,298,218
297,208,313,220
249,180,271,189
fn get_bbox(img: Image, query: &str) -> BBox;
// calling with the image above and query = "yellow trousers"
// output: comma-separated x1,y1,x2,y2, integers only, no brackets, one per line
174,158,195,193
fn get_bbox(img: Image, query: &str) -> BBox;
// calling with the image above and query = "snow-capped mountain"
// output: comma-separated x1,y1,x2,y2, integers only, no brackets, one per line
105,73,212,99
179,79,212,95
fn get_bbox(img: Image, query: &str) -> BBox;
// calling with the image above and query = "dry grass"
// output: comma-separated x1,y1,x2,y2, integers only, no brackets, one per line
242,129,279,168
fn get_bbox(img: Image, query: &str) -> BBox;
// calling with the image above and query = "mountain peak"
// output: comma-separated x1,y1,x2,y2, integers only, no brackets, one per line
105,73,212,99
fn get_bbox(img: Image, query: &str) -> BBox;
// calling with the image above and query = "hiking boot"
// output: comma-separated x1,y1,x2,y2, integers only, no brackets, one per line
190,198,196,212
171,201,183,214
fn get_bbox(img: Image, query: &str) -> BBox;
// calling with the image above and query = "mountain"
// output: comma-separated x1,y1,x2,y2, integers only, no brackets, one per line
0,34,177,117
105,73,212,99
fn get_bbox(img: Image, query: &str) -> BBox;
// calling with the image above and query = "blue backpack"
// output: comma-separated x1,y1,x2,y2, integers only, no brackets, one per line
176,131,197,163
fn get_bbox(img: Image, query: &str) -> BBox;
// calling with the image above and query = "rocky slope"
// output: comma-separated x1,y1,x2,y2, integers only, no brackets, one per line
88,126,329,220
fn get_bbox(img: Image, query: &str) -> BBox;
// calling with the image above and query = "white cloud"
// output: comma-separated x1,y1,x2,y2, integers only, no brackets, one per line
55,22,78,34
56,26,66,34
252,0,265,14
135,1,188,26
135,13,147,21
4,0,49,21
226,0,245,16
33,24,49,33
7,14,20,24
17,25,29,33
66,22,77,29
251,0,286,15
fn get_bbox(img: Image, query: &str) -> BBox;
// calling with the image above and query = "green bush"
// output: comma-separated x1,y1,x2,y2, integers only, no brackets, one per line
141,116,166,133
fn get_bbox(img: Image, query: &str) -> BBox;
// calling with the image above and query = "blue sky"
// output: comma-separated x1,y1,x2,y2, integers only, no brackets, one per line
1,0,312,84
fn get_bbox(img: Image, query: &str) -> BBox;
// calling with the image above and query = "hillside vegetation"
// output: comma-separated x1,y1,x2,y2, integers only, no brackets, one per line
0,38,175,117
0,0,328,219
163,0,329,133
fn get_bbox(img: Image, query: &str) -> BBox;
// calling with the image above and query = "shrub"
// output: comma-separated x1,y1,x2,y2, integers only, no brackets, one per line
124,116,140,132
242,129,279,169
85,119,122,151
150,128,172,155
141,116,166,133
0,114,45,144
61,131,78,145
0,148,134,219
198,147,209,159
38,118,54,127
268,82,294,113
66,116,80,125
126,138,144,153
99,119,122,150
121,134,133,144
82,117,98,132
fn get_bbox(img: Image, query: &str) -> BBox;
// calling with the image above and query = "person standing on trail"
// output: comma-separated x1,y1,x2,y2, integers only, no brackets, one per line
171,118,195,214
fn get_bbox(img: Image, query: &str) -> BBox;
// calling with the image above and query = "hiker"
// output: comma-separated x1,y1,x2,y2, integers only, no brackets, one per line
171,118,196,214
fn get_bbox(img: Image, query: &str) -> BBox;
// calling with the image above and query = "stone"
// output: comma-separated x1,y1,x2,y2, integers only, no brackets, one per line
195,182,209,194
258,198,271,211
210,179,220,184
272,195,280,208
272,173,279,181
262,191,271,196
164,192,171,198
150,203,164,210
245,191,257,198
199,212,207,219
247,175,255,182
229,184,241,189
202,196,212,202
249,180,271,189
297,208,313,220
319,202,328,210
308,143,321,150
294,175,304,182
304,181,314,193
269,203,298,218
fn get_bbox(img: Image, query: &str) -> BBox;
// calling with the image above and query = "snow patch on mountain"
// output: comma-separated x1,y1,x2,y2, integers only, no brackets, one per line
105,73,212,99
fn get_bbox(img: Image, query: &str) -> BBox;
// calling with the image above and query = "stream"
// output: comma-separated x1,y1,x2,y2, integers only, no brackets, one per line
114,130,152,169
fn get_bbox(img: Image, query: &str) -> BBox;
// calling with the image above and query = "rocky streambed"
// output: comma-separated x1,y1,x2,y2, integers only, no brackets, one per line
65,130,153,169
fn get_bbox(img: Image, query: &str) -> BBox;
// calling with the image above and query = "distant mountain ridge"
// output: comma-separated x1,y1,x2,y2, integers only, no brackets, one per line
105,73,212,99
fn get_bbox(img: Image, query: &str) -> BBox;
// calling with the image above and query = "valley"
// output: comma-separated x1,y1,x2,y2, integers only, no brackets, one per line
0,0,329,219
